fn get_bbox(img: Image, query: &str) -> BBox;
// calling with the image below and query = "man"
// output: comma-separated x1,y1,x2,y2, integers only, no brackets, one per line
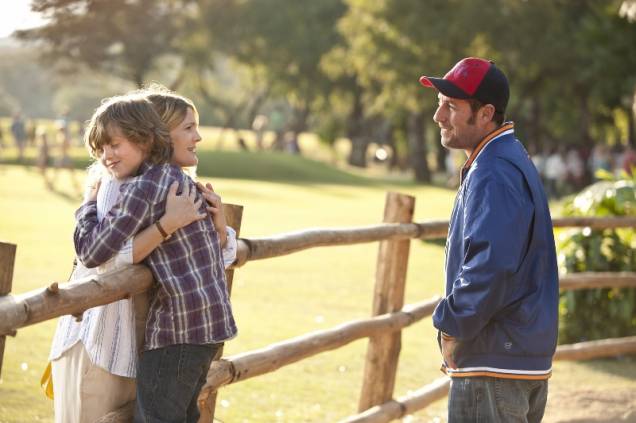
420,57,559,422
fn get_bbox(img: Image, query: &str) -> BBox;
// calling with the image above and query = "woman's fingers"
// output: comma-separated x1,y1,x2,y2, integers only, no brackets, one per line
168,181,178,196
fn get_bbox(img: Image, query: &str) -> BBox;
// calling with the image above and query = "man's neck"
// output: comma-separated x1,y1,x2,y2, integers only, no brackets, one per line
465,122,500,157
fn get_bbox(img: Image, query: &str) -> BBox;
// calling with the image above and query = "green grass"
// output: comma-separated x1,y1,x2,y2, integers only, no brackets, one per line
1,143,635,422
0,158,454,422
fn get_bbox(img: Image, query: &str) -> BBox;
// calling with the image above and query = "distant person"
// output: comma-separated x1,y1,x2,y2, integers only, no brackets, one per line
590,144,612,180
284,131,301,155
0,121,5,149
36,127,52,189
251,114,269,150
565,146,585,192
10,112,27,161
622,145,636,176
76,119,86,147
51,125,81,193
27,119,38,146
236,136,248,151
419,57,558,423
55,109,71,139
611,144,626,177
544,147,567,198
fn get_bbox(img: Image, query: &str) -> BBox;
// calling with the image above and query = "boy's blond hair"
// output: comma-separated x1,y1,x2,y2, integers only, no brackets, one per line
84,94,173,165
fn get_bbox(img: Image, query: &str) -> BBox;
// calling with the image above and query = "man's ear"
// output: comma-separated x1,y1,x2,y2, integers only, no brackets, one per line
481,104,496,124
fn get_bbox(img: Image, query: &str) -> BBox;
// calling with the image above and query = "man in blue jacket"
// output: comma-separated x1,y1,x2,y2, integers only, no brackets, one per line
420,57,559,423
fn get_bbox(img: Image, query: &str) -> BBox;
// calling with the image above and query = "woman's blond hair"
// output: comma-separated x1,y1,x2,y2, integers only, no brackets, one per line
138,83,198,131
84,94,173,165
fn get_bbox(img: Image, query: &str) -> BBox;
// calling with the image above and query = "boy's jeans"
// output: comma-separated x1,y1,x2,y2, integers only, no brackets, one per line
134,343,220,423
448,376,548,423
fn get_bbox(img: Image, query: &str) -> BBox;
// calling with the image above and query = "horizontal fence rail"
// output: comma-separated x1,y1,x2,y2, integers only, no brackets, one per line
1,232,636,337
200,298,441,392
233,216,636,266
342,335,636,423
559,272,636,290
0,266,152,336
342,377,452,423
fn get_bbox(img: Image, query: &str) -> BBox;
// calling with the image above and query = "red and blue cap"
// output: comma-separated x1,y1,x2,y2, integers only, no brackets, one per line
419,57,509,114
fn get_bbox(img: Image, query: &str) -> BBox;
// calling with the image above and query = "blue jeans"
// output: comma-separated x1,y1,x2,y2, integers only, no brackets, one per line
448,377,548,423
134,343,220,423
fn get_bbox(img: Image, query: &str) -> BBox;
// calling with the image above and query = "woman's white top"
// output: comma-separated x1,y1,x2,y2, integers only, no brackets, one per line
49,173,238,377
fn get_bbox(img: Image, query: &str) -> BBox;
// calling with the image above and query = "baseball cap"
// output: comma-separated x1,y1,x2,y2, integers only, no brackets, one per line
419,57,509,114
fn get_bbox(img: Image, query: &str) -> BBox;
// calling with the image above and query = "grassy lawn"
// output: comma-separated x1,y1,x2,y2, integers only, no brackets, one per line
0,141,635,422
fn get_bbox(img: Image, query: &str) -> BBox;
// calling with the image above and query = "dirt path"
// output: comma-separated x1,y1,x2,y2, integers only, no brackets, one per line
544,388,636,423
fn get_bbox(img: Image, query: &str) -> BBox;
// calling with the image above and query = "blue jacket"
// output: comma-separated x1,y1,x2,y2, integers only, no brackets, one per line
432,123,559,379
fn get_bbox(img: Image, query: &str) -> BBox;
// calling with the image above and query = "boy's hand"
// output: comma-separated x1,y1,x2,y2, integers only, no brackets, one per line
160,182,206,234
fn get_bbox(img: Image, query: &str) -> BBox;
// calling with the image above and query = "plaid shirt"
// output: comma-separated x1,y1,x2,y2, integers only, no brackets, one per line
74,162,237,350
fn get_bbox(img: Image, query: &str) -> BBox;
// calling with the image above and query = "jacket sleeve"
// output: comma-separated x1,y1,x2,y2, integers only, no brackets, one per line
433,173,533,340
74,183,151,268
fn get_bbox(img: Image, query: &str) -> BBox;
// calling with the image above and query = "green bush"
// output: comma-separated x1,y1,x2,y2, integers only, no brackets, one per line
556,172,636,344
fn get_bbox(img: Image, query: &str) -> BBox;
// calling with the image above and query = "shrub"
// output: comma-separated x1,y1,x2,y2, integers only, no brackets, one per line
556,172,636,344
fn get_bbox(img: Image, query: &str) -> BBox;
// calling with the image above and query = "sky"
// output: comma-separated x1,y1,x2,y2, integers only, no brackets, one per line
0,1,47,38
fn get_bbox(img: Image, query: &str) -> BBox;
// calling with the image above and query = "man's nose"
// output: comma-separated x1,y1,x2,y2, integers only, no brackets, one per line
433,106,444,123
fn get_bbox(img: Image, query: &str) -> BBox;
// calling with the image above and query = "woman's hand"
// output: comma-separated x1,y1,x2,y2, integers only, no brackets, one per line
197,181,228,247
160,181,207,234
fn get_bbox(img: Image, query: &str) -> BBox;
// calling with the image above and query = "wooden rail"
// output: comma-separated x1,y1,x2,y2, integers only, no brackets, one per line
231,216,636,266
1,267,633,338
342,335,636,422
0,266,153,336
201,298,440,392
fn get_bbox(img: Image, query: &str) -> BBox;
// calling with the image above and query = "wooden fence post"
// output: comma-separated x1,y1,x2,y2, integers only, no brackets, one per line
358,192,415,412
198,203,244,423
0,242,17,377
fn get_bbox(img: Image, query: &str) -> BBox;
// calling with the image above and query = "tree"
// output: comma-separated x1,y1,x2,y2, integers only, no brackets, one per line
16,0,188,87
211,0,348,146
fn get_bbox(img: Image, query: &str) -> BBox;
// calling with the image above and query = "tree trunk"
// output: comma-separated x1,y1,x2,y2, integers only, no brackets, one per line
407,111,431,183
578,92,592,146
529,97,542,151
347,86,368,168
628,100,635,147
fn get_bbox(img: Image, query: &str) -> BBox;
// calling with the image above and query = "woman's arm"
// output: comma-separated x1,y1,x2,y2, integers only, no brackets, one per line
131,181,206,263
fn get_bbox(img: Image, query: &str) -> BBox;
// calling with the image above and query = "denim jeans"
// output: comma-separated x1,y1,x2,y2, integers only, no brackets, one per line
134,343,220,423
448,376,548,423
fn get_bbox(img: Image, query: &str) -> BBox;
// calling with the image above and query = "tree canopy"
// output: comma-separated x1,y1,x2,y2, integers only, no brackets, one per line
8,0,636,181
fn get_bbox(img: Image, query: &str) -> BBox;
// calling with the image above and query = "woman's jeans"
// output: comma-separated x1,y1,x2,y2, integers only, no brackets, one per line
449,376,548,423
134,343,220,423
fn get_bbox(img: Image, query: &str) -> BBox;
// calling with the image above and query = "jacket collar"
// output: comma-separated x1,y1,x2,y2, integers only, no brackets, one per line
136,160,154,176
460,121,514,183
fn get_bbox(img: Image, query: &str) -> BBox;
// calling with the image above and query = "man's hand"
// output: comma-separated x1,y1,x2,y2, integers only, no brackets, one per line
441,334,459,369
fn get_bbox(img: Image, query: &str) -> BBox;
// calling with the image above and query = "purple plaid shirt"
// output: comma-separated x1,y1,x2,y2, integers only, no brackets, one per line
74,162,237,350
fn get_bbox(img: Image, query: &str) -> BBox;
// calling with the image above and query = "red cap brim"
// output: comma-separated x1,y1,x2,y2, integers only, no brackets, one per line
419,76,435,88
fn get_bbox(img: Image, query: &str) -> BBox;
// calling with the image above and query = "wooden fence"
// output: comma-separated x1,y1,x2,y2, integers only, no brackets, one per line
1,192,636,422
